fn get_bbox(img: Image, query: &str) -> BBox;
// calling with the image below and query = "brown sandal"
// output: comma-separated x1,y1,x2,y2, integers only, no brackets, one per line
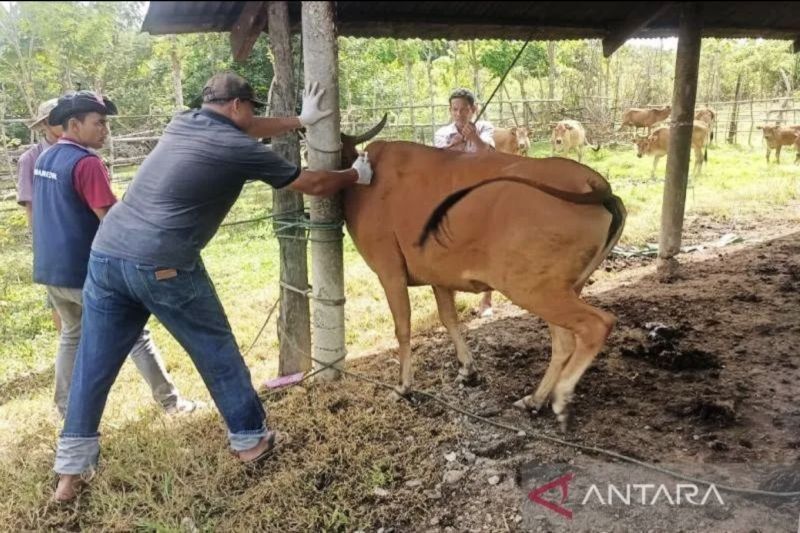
232,431,280,465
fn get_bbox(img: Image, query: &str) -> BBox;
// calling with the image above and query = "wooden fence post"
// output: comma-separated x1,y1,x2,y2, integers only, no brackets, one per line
269,0,311,375
657,2,701,280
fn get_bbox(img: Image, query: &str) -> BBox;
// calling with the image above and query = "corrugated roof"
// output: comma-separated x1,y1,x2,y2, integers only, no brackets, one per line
142,2,800,42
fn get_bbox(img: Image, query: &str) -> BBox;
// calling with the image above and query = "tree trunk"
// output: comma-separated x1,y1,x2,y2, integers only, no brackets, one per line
270,1,311,376
405,59,417,142
302,1,345,381
547,41,556,102
427,51,436,143
469,41,481,98
727,72,742,144
169,35,184,111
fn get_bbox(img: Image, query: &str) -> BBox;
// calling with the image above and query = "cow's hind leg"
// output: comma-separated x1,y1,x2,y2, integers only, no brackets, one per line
380,276,413,399
513,324,575,414
432,286,476,384
506,289,615,431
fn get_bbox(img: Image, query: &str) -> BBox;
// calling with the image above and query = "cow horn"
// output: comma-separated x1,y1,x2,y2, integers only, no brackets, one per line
342,113,388,145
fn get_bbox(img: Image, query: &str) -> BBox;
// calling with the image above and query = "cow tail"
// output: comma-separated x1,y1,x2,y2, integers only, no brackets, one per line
416,176,612,248
704,143,708,163
575,193,627,288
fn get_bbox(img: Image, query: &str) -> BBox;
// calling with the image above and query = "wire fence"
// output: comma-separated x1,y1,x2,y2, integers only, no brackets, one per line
1,96,796,201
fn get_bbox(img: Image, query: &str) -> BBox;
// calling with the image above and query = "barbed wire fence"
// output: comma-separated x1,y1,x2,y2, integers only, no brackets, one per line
1,96,795,228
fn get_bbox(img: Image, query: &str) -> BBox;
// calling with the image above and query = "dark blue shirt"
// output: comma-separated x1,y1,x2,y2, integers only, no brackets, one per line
32,143,100,288
93,109,300,269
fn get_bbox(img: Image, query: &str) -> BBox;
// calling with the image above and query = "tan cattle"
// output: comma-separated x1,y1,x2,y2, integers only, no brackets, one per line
694,107,716,127
550,120,600,162
341,128,626,430
757,125,800,164
620,105,672,135
633,121,709,178
493,126,531,156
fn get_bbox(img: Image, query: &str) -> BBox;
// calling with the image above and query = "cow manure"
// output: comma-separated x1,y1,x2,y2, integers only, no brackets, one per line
621,344,720,371
732,292,762,303
621,323,720,371
669,398,737,427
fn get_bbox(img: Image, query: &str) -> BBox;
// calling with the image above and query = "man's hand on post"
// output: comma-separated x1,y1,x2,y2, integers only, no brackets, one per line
299,82,334,127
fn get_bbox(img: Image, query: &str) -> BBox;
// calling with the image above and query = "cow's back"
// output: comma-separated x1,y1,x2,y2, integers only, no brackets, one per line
343,141,612,286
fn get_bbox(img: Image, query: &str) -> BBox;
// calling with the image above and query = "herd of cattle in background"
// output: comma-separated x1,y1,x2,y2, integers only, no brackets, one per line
491,104,800,176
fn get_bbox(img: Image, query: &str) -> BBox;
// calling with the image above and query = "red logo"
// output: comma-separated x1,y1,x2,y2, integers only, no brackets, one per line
528,472,574,519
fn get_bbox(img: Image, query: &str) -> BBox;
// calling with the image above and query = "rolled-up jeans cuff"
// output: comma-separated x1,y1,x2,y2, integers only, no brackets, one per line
228,426,267,452
54,435,100,475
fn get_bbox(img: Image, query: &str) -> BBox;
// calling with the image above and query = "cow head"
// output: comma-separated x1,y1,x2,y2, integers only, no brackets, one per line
339,113,388,167
633,136,651,158
551,121,573,149
511,126,531,155
757,125,779,141
695,108,715,125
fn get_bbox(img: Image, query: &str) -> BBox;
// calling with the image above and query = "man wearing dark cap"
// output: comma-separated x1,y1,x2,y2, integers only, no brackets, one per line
53,73,373,501
32,91,197,420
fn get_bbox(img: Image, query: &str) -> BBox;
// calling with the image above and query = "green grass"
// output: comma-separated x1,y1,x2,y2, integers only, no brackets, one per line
0,141,798,529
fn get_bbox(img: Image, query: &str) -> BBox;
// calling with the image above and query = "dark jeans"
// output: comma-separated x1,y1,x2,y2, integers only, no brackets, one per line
54,251,266,475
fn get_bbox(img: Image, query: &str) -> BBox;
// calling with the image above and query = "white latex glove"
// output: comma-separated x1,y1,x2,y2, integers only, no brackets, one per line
299,82,333,126
351,152,372,185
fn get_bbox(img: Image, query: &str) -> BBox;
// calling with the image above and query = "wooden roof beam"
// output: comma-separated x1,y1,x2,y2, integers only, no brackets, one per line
602,2,673,58
230,1,269,62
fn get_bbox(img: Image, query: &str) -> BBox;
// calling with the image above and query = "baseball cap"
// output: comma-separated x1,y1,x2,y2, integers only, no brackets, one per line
48,91,118,126
28,98,59,129
201,72,266,108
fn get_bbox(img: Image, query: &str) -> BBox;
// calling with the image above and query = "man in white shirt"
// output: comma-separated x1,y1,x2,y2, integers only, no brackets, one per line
433,88,496,317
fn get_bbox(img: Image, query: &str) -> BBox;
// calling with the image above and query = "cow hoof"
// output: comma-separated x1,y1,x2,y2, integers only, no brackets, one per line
557,412,572,433
512,397,542,414
389,386,410,402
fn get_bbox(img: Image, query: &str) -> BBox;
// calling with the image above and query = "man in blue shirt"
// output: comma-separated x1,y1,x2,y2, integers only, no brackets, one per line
53,72,373,501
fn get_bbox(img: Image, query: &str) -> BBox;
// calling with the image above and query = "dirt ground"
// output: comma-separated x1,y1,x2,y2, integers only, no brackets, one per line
349,221,800,532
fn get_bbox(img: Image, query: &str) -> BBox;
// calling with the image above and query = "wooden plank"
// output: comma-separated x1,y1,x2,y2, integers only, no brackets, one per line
657,2,702,280
602,2,673,57
268,1,311,376
230,1,269,62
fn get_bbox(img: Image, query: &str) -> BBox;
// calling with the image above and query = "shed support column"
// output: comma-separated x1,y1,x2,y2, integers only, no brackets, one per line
657,2,702,280
269,1,311,375
302,2,345,380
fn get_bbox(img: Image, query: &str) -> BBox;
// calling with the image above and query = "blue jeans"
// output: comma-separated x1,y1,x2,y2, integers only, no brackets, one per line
54,251,267,475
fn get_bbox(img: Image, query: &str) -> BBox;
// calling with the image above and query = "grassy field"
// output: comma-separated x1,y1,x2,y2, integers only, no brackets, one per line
0,141,798,529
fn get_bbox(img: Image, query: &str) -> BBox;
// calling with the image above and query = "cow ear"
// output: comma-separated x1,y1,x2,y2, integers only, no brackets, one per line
565,124,573,130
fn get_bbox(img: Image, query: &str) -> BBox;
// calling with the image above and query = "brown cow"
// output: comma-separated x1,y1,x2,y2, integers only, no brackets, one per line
341,129,626,430
493,126,531,156
757,125,800,164
620,105,671,135
795,133,800,165
634,121,709,178
550,120,600,162
694,107,715,127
